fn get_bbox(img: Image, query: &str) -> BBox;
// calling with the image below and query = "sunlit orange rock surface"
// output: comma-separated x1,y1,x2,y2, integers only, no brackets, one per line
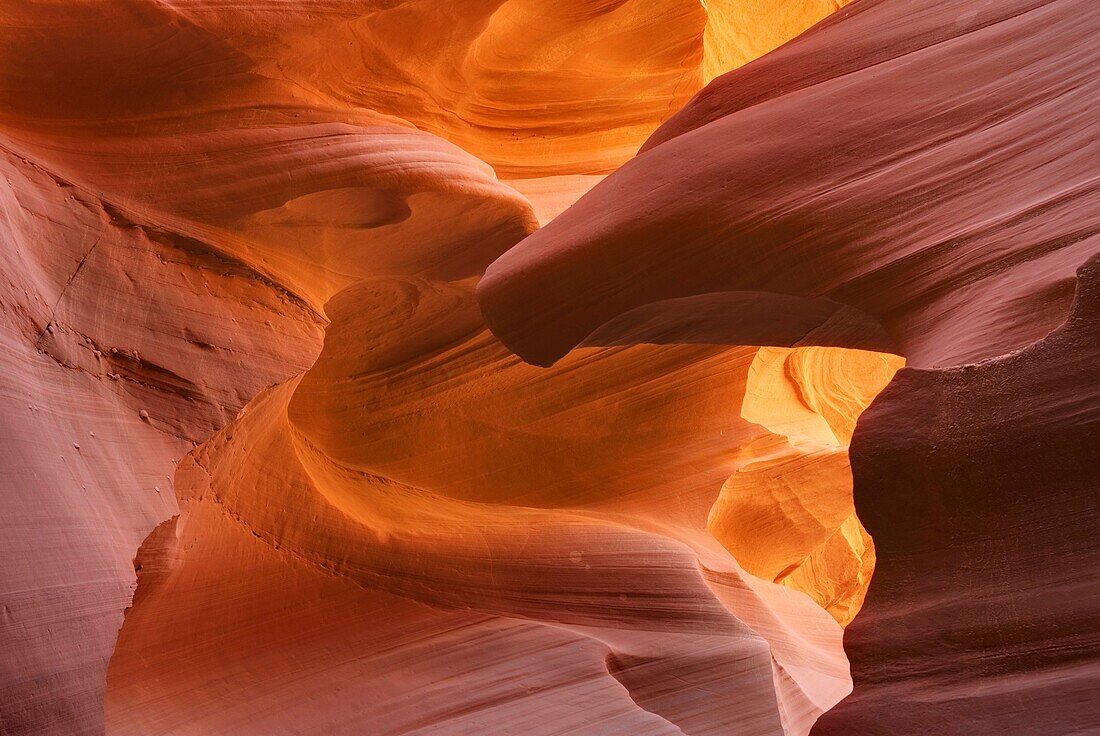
1,0,1097,735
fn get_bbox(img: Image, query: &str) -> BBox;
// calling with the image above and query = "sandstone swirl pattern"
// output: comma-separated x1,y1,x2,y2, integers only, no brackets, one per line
478,0,1100,732
0,1,1096,735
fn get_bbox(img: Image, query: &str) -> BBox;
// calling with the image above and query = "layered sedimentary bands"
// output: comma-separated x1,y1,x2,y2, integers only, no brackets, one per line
0,1,1096,735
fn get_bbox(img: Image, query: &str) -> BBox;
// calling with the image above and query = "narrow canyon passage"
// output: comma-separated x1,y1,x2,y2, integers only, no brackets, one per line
105,267,900,734
2,0,1098,734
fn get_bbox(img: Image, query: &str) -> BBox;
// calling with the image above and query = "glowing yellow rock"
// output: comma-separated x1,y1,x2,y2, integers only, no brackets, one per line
711,346,902,624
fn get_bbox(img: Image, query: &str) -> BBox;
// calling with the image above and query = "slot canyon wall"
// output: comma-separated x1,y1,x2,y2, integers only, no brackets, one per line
0,1,1096,735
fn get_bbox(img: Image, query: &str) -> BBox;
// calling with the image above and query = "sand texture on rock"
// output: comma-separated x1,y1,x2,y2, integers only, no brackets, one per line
1,1,1096,734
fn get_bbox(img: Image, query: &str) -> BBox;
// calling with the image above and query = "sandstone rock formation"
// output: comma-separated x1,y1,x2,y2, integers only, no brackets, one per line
1,0,1096,734
813,253,1100,735
478,0,1095,370
478,0,1099,732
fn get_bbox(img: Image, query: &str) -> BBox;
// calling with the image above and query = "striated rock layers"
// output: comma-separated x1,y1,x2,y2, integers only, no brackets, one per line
478,0,1097,370
811,253,1100,735
0,2,857,734
1,0,1097,735
478,0,1100,733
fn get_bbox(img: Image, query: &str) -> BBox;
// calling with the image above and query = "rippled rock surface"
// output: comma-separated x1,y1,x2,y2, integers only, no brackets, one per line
1,1,1096,734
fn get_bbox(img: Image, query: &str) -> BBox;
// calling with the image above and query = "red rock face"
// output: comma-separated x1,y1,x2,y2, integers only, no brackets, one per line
0,0,1096,735
812,254,1100,735
478,0,1096,370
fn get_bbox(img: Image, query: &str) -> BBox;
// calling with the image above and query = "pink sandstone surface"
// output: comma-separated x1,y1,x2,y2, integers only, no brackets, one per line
0,1,1096,734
